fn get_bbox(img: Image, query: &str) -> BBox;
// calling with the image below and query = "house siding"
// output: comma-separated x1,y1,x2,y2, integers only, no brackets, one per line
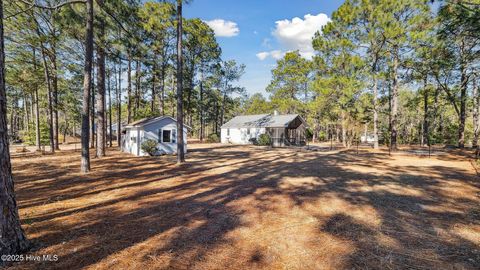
122,117,188,156
221,127,266,144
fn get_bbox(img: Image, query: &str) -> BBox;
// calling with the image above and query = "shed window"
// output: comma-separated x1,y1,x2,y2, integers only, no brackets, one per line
247,128,251,135
227,129,230,136
172,129,177,143
157,129,162,143
162,130,171,143
131,136,136,142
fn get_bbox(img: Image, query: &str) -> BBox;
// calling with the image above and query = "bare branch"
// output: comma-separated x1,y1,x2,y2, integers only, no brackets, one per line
18,0,86,10
5,4,34,19
433,72,460,117
98,4,135,40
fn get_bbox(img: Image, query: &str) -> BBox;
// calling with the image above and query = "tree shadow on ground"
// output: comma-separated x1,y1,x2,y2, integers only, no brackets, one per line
9,144,480,269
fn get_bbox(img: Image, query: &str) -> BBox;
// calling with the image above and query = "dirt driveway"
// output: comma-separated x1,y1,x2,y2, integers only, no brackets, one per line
8,144,480,269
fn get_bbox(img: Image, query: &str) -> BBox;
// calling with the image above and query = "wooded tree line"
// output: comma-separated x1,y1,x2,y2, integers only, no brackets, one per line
4,0,246,165
242,0,479,150
0,0,478,261
1,0,248,258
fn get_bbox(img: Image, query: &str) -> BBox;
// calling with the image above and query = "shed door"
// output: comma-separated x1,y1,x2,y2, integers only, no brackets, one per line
130,130,138,155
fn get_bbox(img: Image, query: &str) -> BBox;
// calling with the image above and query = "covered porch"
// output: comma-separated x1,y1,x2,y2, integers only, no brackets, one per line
266,116,306,147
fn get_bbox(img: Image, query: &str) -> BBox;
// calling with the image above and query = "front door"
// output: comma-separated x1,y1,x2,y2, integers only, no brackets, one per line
130,130,138,155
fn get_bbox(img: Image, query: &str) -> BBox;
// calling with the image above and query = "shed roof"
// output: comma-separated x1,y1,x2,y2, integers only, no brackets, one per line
125,116,192,129
221,114,305,129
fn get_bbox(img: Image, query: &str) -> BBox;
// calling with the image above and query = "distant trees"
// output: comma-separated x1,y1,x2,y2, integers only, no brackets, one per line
4,0,246,169
80,0,93,173
243,93,273,115
218,60,245,126
255,0,479,149
435,1,480,148
266,51,311,114
0,0,29,258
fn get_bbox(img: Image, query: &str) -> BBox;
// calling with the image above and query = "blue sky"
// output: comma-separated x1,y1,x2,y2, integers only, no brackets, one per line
184,0,344,97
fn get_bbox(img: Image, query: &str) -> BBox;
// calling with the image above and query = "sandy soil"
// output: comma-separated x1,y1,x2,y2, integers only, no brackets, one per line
7,144,480,269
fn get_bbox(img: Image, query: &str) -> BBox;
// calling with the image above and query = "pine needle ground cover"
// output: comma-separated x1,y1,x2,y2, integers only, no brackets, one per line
8,144,480,269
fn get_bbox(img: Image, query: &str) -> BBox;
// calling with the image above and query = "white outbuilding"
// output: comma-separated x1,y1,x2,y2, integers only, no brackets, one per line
221,113,306,147
122,116,189,156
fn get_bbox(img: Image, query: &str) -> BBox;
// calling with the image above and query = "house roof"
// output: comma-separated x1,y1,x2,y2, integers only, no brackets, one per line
111,121,128,130
125,116,192,130
220,114,269,128
221,114,305,129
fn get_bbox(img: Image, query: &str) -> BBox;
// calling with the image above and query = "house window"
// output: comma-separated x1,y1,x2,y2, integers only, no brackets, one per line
162,130,171,143
131,136,136,142
172,129,177,143
247,128,251,135
227,129,230,136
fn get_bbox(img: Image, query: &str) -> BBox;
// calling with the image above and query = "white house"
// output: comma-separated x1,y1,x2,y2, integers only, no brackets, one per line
221,112,306,147
361,134,376,143
122,116,189,156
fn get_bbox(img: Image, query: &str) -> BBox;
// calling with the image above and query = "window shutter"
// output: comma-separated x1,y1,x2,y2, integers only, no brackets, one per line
158,129,162,143
172,129,177,143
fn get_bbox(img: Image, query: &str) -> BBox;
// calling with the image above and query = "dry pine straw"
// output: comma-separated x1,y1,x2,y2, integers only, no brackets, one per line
7,144,480,270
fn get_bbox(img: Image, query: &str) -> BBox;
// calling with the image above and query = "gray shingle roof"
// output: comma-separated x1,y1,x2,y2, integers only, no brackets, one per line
265,114,302,128
125,116,192,129
221,114,304,128
220,114,269,128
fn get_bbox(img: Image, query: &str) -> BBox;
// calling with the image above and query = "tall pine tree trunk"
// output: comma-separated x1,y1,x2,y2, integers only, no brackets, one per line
372,74,379,149
63,114,68,143
34,87,40,150
117,58,122,147
96,9,106,158
458,53,467,148
0,2,29,256
22,91,29,133
90,66,95,149
390,49,399,151
33,48,41,151
220,90,227,127
151,59,156,114
160,64,166,115
187,62,195,127
215,99,219,135
134,60,140,118
176,0,185,163
199,69,204,142
51,52,59,150
108,64,112,147
41,49,54,153
423,76,429,147
80,0,94,173
473,73,479,148
127,56,132,123
341,111,347,148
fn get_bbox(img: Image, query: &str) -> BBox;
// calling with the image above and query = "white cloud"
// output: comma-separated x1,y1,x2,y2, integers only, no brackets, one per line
270,50,284,60
261,38,271,48
256,52,270,61
255,50,285,61
204,19,239,37
272,13,330,59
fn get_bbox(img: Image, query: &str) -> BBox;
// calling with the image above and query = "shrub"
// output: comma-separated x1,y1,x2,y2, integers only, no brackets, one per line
206,133,220,143
141,139,158,156
317,131,327,141
257,134,271,146
23,122,51,146
305,128,314,141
